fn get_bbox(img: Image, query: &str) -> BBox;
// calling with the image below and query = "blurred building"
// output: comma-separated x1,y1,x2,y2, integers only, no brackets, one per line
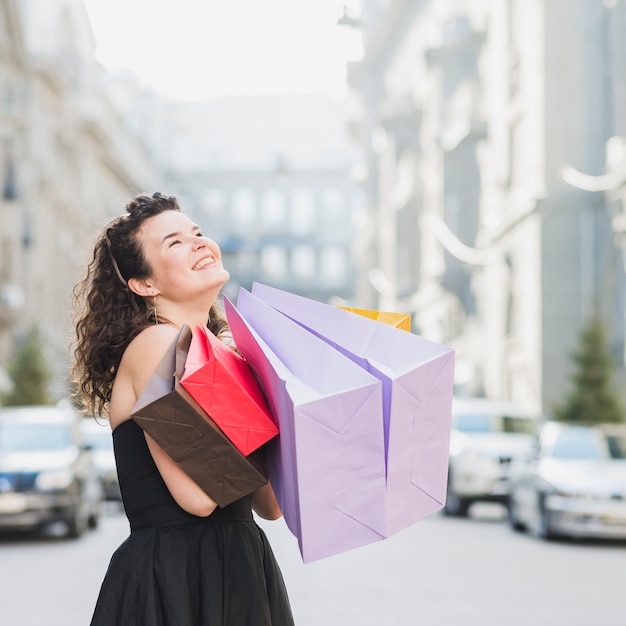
0,2,365,400
162,95,365,304
0,0,157,397
346,0,626,415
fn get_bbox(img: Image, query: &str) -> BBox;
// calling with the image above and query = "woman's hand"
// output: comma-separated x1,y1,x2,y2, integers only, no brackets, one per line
252,482,282,520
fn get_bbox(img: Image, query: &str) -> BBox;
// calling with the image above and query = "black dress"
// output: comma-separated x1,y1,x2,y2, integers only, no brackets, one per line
90,419,294,626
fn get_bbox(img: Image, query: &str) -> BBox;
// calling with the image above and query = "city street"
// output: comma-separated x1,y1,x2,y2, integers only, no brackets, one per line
0,503,624,626
2,3,626,626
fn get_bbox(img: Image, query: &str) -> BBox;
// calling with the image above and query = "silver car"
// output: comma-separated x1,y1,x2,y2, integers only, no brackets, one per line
445,398,541,516
0,402,104,537
508,421,626,540
80,418,120,501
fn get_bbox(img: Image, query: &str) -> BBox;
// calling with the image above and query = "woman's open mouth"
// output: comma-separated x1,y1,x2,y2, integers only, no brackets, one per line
192,256,216,270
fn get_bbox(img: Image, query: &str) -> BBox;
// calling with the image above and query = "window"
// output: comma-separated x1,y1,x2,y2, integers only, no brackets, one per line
232,189,256,223
320,247,347,284
260,246,287,278
320,188,345,227
262,190,286,224
292,245,316,279
291,189,315,234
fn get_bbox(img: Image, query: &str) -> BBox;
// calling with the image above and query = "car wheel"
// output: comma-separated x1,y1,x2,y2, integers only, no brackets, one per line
66,506,88,539
507,498,526,532
444,484,472,517
530,499,557,541
535,509,557,541
88,510,100,530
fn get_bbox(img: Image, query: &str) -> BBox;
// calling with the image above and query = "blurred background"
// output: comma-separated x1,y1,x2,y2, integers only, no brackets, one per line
2,0,626,422
1,2,626,625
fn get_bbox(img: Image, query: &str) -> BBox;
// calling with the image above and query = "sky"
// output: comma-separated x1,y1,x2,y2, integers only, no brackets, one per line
84,0,362,101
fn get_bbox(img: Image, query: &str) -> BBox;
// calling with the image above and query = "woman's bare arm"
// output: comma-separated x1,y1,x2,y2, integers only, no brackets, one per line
109,324,217,517
252,481,282,520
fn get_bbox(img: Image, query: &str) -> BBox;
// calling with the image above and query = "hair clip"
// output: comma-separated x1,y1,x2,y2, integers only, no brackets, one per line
104,232,128,288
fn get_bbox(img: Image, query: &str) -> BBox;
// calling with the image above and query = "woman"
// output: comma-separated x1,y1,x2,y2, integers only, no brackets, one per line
72,192,294,625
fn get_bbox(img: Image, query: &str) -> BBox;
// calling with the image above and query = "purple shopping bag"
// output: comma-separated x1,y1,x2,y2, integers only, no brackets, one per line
224,291,387,563
251,282,455,537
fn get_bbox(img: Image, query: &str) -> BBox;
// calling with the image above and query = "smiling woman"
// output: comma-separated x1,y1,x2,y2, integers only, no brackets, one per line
127,211,230,326
72,193,228,417
71,192,294,626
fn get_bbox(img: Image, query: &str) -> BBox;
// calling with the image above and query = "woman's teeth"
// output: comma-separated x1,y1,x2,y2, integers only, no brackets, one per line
193,256,215,270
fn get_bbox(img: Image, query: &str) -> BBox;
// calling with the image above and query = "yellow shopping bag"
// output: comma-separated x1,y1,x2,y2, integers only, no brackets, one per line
339,307,411,332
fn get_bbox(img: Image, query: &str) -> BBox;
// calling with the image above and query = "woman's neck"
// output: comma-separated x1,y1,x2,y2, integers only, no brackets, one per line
155,298,215,330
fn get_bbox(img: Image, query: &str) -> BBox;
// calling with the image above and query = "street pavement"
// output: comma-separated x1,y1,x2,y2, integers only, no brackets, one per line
260,504,626,626
0,503,624,625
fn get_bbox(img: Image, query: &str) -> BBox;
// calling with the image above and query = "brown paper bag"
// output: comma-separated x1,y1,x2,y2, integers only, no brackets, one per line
131,325,267,507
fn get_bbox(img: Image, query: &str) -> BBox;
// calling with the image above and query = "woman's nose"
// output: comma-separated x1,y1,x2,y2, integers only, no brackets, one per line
191,236,207,249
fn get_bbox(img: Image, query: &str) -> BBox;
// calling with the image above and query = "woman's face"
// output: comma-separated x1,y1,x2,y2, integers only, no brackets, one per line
136,210,229,300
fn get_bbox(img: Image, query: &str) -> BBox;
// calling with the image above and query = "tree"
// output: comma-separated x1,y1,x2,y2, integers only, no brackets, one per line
553,317,624,424
2,326,51,406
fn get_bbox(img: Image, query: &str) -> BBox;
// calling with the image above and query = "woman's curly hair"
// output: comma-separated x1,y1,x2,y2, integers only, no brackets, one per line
71,192,228,417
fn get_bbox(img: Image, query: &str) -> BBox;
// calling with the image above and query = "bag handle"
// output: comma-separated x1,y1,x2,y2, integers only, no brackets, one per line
175,324,193,380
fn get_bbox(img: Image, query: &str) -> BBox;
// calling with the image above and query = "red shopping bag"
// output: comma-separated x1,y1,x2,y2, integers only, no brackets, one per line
180,324,279,456
131,325,268,507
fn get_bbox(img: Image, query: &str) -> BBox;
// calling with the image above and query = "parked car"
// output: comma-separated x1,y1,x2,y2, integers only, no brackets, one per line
445,397,542,516
0,402,104,537
80,418,120,501
507,421,626,540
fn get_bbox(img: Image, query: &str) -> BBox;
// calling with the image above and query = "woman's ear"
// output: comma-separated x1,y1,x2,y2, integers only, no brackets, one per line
128,278,158,298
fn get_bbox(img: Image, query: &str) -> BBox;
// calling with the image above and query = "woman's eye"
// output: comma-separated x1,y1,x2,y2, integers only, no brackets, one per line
168,239,181,247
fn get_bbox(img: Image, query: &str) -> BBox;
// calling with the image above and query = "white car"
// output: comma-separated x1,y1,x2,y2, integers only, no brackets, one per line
508,422,626,540
445,398,541,516
80,419,120,501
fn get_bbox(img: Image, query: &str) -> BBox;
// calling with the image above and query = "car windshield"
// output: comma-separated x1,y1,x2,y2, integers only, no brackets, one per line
549,428,626,460
501,416,537,434
454,414,492,433
0,422,72,452
454,413,536,434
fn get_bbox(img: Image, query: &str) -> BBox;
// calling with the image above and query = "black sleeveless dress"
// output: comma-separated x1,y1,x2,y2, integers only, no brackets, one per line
90,419,294,626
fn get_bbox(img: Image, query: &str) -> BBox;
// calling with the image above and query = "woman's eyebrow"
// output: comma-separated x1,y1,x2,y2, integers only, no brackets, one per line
161,231,181,244
161,226,202,244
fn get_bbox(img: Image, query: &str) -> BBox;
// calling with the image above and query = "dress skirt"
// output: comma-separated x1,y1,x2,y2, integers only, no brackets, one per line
91,419,294,626
90,518,294,626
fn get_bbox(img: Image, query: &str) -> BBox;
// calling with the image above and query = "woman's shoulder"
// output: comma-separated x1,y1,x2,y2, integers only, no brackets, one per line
126,324,179,376
123,324,181,372
126,323,181,355
110,324,181,428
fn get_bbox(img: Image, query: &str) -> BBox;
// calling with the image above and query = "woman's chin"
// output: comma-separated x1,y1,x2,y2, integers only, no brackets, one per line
204,268,230,291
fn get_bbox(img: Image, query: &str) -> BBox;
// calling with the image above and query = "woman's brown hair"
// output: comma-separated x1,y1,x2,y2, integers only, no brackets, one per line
71,192,228,417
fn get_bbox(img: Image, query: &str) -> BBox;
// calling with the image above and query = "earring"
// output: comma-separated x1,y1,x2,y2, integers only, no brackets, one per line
153,295,158,324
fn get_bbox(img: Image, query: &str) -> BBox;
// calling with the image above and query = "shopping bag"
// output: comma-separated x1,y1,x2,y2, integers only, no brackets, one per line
251,282,455,537
179,323,278,456
224,291,387,563
339,307,411,332
131,325,268,508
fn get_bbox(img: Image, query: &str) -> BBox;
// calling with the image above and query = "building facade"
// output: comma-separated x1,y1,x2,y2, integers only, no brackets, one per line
0,0,157,398
347,0,625,415
162,95,365,305
0,3,365,401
